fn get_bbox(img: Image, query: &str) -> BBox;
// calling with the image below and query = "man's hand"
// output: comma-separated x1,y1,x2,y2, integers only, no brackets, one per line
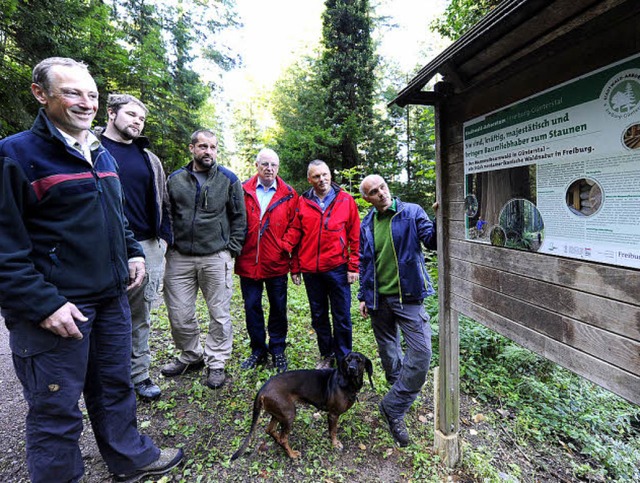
291,273,301,286
347,271,359,284
127,260,146,290
359,301,368,319
39,302,88,339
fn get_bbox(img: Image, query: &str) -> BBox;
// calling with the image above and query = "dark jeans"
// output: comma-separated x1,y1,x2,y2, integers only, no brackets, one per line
302,264,352,360
370,295,432,419
11,293,159,483
240,274,288,355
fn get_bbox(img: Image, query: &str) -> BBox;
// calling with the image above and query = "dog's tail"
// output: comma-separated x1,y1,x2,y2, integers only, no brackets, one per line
230,391,264,461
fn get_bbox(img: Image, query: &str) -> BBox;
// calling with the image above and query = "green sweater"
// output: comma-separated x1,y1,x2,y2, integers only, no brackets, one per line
374,200,400,296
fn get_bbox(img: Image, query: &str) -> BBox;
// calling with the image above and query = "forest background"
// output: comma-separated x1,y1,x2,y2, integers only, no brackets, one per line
0,0,484,208
1,0,639,481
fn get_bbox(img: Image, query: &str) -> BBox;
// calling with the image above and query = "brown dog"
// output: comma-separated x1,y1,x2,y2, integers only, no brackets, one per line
231,351,374,460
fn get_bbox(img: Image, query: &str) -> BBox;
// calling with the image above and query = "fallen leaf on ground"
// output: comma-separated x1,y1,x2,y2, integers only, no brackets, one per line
472,413,485,423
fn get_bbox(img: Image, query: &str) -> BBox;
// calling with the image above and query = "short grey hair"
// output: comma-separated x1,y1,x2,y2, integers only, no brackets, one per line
256,148,279,164
32,57,89,94
307,159,328,177
359,174,385,197
107,93,148,115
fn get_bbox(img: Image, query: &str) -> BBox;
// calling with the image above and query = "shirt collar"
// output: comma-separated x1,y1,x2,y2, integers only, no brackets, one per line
375,198,397,214
58,129,100,165
257,177,277,192
59,129,100,151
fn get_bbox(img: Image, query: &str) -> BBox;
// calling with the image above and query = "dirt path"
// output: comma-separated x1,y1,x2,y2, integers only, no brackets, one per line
0,318,111,483
0,318,30,482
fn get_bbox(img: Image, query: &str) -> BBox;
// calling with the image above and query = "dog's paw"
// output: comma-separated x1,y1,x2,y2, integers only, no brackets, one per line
332,440,344,451
288,449,301,459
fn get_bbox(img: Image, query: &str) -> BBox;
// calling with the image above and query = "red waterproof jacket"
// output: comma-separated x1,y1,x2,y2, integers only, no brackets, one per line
235,175,299,279
292,184,360,274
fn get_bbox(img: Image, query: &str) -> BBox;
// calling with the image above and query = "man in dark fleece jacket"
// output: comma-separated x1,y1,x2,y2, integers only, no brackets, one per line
0,57,183,483
161,129,246,390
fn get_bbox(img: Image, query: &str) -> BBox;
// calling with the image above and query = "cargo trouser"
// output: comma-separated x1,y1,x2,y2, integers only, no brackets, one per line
163,249,234,370
11,294,159,482
128,237,167,384
370,295,432,420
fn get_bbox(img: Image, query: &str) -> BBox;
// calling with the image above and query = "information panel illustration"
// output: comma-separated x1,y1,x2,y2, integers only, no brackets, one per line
463,54,640,269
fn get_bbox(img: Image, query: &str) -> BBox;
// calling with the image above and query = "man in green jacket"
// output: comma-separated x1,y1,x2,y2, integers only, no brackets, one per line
161,129,246,389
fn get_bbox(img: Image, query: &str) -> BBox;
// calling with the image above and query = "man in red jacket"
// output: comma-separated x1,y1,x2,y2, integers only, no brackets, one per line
291,160,360,369
235,148,299,372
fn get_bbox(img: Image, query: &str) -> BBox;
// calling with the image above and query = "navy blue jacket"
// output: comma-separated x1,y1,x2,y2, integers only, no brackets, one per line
0,110,143,356
358,198,436,309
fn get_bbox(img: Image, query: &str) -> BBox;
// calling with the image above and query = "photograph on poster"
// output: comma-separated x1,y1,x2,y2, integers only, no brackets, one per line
463,53,640,269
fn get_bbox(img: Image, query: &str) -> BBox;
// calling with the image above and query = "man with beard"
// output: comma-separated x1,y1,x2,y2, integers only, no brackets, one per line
100,94,171,401
162,129,246,389
0,57,182,483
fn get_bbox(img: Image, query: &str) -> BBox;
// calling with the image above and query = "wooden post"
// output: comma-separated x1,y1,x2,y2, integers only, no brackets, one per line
432,81,461,466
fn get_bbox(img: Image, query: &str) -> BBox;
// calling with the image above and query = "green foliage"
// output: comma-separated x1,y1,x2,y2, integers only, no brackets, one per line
430,0,501,41
0,0,237,172
269,54,337,188
457,317,640,481
320,0,377,171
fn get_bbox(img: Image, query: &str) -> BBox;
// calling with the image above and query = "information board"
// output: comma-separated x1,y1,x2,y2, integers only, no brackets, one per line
463,54,640,269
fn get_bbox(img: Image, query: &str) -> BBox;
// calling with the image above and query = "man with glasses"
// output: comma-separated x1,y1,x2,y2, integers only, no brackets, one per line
235,148,299,373
0,56,182,483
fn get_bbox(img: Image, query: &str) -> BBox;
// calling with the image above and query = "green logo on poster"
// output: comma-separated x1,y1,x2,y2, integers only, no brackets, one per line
602,69,640,119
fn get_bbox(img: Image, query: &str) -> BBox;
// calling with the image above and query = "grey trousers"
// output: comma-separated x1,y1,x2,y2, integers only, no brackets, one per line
370,296,432,419
163,249,234,370
128,238,167,384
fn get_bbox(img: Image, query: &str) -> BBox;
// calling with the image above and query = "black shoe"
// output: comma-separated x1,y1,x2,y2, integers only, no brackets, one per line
206,368,226,389
114,447,184,483
273,352,288,373
240,351,268,370
134,378,161,401
160,358,204,377
379,401,411,447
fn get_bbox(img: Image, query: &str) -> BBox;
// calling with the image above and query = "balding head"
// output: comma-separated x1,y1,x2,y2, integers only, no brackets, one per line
360,175,392,212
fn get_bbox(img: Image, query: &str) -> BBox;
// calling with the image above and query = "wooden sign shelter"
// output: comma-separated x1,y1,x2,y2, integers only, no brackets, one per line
392,0,640,466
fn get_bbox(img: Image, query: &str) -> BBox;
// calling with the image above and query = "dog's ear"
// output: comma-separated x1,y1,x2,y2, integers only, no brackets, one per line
365,357,374,390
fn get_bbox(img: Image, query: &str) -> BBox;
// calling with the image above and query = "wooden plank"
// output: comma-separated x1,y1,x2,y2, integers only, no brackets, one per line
449,239,640,306
450,258,640,341
447,220,467,241
447,11,640,123
459,0,617,84
434,82,461,461
450,293,640,405
449,201,465,222
449,275,640,375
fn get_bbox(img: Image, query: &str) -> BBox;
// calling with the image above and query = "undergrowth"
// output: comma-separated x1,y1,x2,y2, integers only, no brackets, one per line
140,257,639,482
453,316,640,481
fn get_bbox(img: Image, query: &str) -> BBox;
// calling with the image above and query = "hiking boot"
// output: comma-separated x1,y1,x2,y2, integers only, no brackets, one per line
315,354,335,370
240,351,268,370
206,368,226,389
134,378,161,401
273,352,288,373
379,401,411,447
114,447,184,483
160,358,204,377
